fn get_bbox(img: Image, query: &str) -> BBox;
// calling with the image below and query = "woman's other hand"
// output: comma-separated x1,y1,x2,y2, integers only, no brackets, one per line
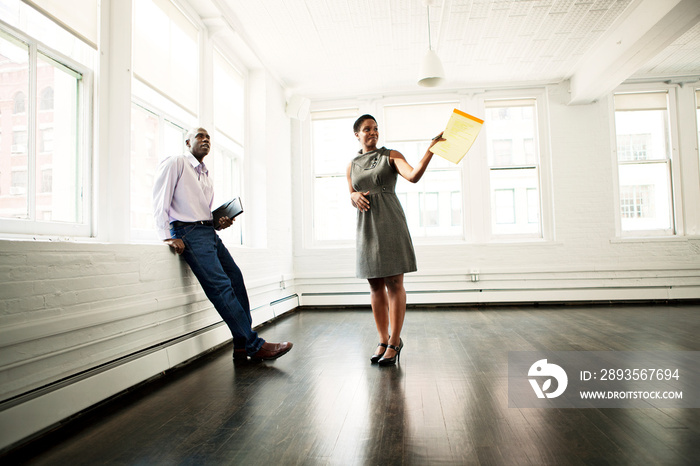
351,191,371,212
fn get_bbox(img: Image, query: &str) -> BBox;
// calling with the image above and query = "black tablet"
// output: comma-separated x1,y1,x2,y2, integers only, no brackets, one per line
212,197,243,226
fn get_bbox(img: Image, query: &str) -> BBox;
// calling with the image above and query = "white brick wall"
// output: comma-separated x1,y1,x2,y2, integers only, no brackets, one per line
0,242,245,401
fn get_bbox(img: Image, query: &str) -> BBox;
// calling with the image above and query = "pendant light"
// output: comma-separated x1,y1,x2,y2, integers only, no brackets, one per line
418,0,445,87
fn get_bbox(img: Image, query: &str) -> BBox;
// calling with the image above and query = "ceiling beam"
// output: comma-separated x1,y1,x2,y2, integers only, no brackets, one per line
568,0,700,105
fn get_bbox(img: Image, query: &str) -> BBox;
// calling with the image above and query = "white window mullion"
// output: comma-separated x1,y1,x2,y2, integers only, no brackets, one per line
667,87,683,235
27,42,38,221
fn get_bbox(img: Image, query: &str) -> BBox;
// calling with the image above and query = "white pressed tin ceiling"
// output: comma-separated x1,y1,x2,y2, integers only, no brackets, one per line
207,0,700,99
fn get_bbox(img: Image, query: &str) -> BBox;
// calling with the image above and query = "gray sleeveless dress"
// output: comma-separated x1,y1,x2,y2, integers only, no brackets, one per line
351,147,417,279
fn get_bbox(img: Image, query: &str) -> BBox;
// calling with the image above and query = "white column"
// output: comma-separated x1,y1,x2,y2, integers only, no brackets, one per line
97,0,132,242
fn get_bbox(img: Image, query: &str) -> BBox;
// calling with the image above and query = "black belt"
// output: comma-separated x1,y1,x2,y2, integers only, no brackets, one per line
170,220,213,228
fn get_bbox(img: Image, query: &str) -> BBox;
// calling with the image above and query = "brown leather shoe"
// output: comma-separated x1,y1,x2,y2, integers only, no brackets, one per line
250,341,293,361
233,349,247,361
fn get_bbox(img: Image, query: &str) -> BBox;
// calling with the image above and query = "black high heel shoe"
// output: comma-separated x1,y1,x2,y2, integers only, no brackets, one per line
370,343,388,364
378,339,403,366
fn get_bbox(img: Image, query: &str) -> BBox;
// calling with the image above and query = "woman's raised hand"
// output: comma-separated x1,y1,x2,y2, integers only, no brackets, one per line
428,131,445,149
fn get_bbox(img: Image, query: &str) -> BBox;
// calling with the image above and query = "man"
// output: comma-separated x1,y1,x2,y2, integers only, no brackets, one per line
153,127,292,362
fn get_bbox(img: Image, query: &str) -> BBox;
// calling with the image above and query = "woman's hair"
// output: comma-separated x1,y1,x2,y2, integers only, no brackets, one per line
353,114,377,133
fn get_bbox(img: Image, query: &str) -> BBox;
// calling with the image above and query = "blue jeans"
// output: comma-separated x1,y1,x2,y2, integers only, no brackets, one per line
171,223,264,355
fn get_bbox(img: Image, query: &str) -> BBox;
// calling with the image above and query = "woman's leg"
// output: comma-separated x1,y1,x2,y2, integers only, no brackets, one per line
383,274,406,359
368,277,390,355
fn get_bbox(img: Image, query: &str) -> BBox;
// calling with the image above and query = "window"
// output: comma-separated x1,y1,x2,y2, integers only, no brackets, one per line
614,92,674,234
310,109,358,242
0,1,95,69
16,0,100,49
213,50,244,144
450,191,461,227
133,0,199,114
209,132,243,245
11,169,27,195
40,128,54,153
527,188,539,224
485,99,541,237
130,100,188,239
620,185,653,219
494,189,515,224
130,0,199,241
211,50,245,245
12,130,28,154
13,92,26,113
40,87,54,110
492,139,513,165
419,192,439,227
40,168,53,193
0,26,90,232
617,134,650,161
384,102,462,238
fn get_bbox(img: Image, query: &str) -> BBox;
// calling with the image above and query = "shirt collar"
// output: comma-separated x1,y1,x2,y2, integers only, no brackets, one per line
185,153,208,175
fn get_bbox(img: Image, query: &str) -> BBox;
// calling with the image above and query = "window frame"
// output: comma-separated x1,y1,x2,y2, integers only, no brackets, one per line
209,130,245,246
0,22,93,238
610,84,682,237
472,89,554,243
212,47,246,147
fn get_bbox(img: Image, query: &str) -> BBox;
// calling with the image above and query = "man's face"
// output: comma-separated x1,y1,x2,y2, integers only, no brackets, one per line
187,128,211,160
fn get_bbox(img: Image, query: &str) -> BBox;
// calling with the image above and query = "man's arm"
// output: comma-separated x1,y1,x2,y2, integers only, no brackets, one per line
152,156,182,243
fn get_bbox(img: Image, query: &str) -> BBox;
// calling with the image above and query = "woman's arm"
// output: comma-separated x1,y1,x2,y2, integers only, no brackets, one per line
391,132,445,183
347,162,370,212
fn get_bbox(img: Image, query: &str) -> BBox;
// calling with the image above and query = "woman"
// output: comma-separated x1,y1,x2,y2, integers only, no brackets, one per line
347,114,444,366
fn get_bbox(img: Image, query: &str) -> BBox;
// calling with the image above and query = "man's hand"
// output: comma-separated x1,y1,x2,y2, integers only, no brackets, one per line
217,216,234,230
164,238,185,255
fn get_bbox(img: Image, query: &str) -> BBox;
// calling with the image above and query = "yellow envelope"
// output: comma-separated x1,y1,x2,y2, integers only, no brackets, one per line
430,109,484,164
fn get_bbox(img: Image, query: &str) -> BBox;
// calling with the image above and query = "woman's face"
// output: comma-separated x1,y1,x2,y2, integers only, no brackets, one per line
355,118,378,150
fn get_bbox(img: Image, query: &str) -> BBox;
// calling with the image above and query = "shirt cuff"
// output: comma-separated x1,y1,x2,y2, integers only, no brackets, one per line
157,228,173,241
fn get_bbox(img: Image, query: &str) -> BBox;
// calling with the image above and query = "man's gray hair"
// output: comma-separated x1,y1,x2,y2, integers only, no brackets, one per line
185,127,207,143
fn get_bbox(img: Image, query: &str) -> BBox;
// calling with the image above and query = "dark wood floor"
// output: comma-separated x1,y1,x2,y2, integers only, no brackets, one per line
4,304,700,465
